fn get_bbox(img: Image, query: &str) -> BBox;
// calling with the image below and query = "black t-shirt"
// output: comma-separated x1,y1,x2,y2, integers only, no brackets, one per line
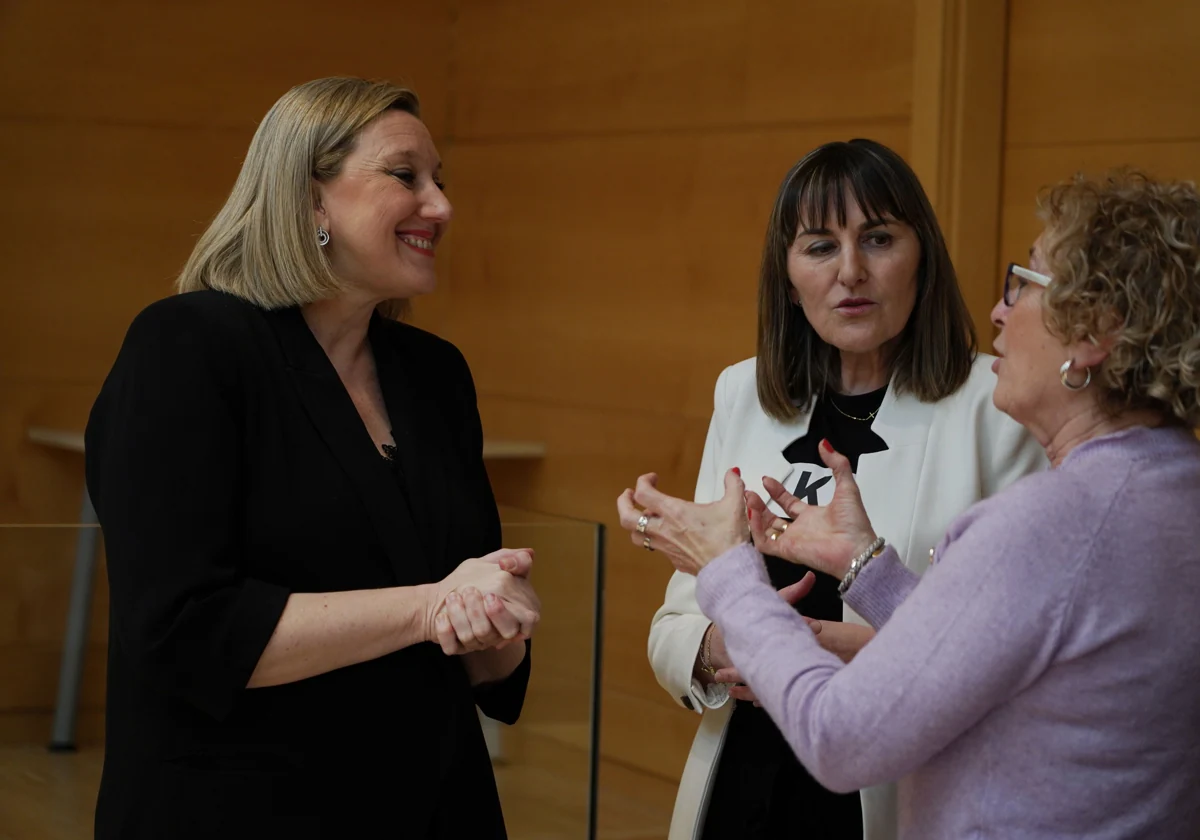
701,386,888,840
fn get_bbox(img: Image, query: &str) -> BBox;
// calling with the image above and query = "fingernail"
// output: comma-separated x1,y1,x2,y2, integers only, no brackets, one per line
486,593,499,605
732,466,741,476
820,438,834,453
747,509,753,520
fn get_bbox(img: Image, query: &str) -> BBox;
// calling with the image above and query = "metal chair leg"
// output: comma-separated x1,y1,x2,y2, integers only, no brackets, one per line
48,488,100,752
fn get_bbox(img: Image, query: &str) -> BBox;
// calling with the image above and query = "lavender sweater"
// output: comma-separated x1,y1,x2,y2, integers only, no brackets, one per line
697,426,1200,839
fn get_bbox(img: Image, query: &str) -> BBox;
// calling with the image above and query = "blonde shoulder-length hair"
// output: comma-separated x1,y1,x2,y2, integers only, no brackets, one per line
177,76,420,318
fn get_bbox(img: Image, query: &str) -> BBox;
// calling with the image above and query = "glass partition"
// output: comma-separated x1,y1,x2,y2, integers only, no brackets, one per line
492,505,605,840
0,524,108,750
0,512,605,840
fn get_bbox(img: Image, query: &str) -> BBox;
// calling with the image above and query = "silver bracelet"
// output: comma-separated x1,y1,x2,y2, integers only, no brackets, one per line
838,536,886,596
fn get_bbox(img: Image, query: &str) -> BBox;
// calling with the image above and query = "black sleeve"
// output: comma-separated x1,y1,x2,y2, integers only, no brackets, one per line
474,641,531,725
444,342,532,724
85,299,290,722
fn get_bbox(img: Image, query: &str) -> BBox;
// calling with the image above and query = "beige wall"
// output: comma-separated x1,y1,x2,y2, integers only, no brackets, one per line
0,0,1196,801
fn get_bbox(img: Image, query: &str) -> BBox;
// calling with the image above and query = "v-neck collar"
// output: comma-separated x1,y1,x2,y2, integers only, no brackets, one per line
264,305,450,584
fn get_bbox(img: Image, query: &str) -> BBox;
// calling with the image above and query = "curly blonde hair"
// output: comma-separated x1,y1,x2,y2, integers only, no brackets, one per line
1037,169,1200,427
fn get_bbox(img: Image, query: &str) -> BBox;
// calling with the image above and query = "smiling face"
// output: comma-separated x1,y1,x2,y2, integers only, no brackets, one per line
786,195,921,357
314,109,451,302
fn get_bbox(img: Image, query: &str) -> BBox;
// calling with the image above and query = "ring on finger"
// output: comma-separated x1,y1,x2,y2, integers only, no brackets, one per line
643,536,654,552
636,513,651,534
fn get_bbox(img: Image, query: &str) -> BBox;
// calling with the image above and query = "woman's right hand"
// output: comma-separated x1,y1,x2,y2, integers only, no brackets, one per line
427,549,541,652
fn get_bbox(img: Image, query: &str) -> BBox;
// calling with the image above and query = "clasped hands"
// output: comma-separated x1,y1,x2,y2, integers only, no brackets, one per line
428,548,541,656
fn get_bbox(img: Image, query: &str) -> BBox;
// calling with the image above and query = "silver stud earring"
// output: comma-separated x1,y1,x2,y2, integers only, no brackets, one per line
316,226,330,247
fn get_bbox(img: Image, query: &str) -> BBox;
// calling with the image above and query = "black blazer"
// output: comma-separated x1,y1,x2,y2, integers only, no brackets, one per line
85,290,529,839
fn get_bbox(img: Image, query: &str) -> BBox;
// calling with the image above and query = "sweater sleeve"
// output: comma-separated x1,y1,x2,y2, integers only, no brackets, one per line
841,546,921,628
695,500,1079,793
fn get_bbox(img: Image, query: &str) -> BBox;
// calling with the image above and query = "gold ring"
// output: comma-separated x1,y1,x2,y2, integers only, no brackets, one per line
769,532,778,541
780,521,789,531
643,536,654,552
636,514,650,534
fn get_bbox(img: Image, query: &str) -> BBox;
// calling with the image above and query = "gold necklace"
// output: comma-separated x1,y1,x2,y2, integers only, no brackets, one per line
828,397,877,423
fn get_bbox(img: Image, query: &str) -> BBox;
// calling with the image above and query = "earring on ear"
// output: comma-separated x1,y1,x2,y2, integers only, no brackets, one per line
1059,359,1091,391
316,226,330,247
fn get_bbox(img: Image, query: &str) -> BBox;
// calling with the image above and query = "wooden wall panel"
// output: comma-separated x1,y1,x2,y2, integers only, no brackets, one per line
0,122,251,383
439,123,910,419
450,0,913,139
1005,0,1200,147
909,0,1009,336
0,0,451,135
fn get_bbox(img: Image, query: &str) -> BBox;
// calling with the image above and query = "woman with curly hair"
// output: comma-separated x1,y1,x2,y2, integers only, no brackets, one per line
620,169,1200,838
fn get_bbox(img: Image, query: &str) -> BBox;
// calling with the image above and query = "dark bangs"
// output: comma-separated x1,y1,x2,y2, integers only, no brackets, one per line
784,140,919,241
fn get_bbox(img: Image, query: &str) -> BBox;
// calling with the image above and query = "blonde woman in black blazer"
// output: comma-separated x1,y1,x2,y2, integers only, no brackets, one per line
85,77,538,839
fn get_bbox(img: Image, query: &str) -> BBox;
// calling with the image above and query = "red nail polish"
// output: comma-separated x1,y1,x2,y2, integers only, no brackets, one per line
748,508,753,520
733,466,741,476
820,439,834,453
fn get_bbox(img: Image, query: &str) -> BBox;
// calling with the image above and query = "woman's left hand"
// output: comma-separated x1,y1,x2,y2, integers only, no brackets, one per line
616,468,750,576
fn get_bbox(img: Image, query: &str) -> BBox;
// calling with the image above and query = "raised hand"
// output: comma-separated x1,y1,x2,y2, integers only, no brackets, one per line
745,439,878,580
616,468,750,576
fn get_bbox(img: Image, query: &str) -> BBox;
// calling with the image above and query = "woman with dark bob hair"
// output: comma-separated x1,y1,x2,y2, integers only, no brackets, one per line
644,139,1045,840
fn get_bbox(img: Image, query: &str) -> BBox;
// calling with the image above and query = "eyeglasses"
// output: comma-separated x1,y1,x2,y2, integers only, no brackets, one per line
1003,262,1053,306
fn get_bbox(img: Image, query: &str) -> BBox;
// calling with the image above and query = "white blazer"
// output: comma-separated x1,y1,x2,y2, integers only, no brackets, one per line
648,353,1047,840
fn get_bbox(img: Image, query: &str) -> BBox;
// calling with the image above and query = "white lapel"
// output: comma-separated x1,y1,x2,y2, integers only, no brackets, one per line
844,386,934,625
853,385,933,564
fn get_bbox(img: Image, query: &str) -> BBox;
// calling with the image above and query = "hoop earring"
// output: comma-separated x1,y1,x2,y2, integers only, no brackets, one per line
316,226,330,247
1059,359,1091,391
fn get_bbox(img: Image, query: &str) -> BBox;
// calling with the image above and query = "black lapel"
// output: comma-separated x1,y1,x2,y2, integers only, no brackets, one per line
369,314,451,575
264,306,434,586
